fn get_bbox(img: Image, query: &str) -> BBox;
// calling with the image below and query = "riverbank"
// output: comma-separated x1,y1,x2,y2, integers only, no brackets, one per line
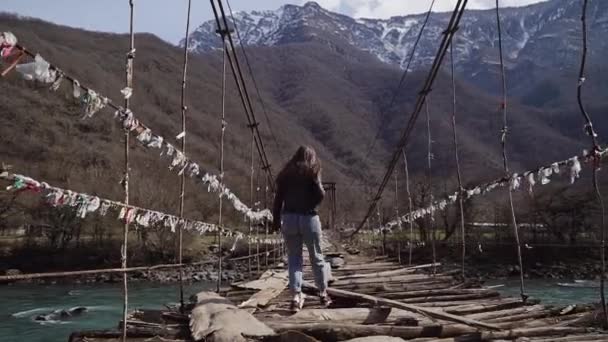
3,242,605,285
1,255,281,286
390,243,604,281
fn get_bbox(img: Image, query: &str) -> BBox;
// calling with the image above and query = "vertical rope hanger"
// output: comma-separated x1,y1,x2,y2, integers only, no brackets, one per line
216,34,228,293
402,150,415,265
425,99,437,275
394,172,401,264
262,163,270,268
121,1,135,340
449,43,467,280
265,174,271,268
248,129,255,279
577,0,607,326
495,0,527,303
177,0,192,312
255,156,262,272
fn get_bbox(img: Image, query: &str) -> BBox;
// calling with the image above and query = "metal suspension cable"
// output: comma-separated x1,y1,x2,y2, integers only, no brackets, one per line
177,0,192,313
216,38,228,293
425,99,437,275
577,0,607,326
353,0,437,186
449,43,467,280
225,0,285,161
495,0,526,303
210,0,275,190
122,1,135,340
402,150,415,265
352,0,468,237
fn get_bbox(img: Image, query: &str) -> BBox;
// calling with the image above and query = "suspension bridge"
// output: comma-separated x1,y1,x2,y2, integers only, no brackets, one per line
1,0,608,341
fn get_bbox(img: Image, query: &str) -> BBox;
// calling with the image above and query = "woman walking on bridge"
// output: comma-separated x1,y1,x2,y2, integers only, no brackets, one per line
273,146,332,312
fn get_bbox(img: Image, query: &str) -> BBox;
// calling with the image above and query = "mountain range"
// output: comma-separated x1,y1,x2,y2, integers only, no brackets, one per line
186,0,608,107
1,0,608,225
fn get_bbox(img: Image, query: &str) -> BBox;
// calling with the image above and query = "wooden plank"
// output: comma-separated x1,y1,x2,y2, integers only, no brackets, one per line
237,270,289,310
332,275,454,287
481,327,592,340
266,322,480,341
335,263,440,280
304,283,501,331
276,307,420,325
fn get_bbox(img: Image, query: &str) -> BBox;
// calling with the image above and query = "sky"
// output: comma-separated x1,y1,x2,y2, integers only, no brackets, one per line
2,0,549,44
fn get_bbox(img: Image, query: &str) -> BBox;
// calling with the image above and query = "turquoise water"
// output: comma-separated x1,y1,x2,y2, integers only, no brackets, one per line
0,279,603,342
487,278,602,306
0,282,214,342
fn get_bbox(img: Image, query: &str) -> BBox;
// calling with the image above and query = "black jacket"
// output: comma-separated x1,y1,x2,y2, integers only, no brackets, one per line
272,172,325,228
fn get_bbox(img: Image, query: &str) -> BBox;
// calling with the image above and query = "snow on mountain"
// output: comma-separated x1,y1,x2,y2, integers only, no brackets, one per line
183,0,608,91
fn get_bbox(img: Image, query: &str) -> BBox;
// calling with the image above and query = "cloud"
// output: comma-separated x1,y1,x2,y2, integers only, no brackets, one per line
303,0,549,18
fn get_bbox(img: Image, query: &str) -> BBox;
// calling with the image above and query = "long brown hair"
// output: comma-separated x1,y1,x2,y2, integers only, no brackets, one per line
277,146,321,181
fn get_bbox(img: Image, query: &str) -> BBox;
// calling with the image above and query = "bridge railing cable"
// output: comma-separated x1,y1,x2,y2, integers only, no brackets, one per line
351,0,437,187
379,148,603,233
210,0,275,191
351,0,469,237
225,0,286,161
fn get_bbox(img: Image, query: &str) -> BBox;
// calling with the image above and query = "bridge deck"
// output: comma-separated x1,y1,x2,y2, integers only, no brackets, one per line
69,254,607,342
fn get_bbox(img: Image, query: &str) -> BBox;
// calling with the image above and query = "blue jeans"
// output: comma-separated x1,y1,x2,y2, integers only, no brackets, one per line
281,213,329,295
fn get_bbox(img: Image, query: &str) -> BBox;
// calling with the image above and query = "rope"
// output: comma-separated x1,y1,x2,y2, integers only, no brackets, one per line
216,37,228,293
356,0,438,184
449,43,467,279
177,0,192,313
264,172,270,268
402,150,415,265
248,128,255,279
122,1,135,340
256,160,262,271
577,0,607,326
0,261,214,282
0,171,249,239
11,44,271,223
210,0,275,190
225,0,285,161
495,0,526,303
383,147,605,231
0,247,280,282
394,172,401,264
425,99,437,275
352,0,468,237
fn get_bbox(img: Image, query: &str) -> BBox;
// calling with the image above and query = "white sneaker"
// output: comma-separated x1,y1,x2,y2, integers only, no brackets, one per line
290,292,305,312
319,291,332,308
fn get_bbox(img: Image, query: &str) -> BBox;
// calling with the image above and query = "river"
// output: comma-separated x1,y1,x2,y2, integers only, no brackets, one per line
0,282,215,342
0,279,602,342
